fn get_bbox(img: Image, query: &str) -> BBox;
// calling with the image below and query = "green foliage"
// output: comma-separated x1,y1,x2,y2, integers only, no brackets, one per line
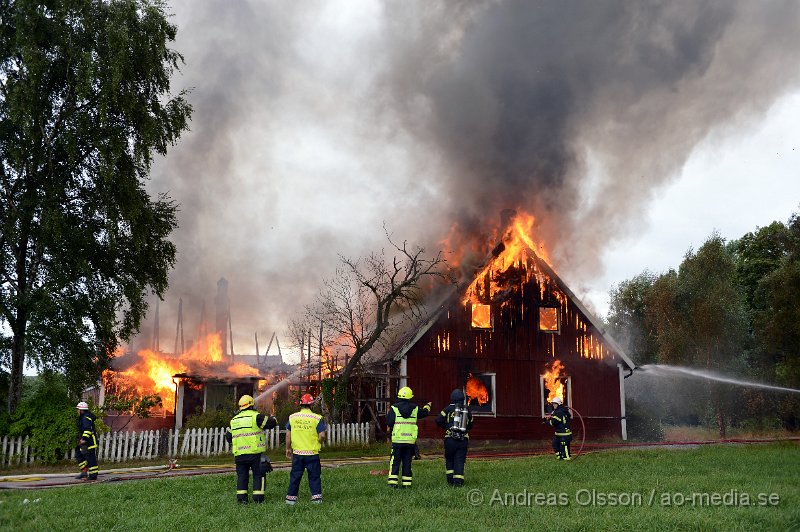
0,0,192,412
272,390,301,426
7,372,78,463
102,394,163,419
183,406,235,431
607,271,658,364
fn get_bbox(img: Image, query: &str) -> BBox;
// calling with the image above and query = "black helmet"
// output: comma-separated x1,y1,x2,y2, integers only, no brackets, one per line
450,388,465,403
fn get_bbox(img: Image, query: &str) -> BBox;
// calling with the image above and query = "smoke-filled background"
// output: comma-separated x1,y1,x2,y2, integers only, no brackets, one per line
137,0,800,361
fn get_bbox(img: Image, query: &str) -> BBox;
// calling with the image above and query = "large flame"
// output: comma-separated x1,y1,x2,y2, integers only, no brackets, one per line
543,359,565,403
461,210,553,305
466,373,489,406
107,332,260,412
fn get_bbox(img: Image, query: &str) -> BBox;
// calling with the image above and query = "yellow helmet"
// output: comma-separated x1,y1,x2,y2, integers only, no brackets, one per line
238,395,255,410
397,386,413,400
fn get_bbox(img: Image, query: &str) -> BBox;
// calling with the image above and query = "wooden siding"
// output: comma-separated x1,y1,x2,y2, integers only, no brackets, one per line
405,253,623,440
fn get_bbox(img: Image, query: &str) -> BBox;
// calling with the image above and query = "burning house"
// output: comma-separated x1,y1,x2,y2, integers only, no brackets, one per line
361,212,636,441
94,279,296,431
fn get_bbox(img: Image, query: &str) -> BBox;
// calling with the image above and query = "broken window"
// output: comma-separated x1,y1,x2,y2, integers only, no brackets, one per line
539,374,571,418
471,303,492,329
465,372,496,416
538,306,559,333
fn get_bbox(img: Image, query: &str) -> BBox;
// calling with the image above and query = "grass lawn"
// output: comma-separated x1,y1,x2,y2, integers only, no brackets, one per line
1,442,797,531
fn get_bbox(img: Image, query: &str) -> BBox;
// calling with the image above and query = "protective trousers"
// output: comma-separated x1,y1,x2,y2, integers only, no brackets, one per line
552,435,572,460
444,437,468,486
235,453,265,503
388,443,415,487
286,454,322,503
76,446,99,480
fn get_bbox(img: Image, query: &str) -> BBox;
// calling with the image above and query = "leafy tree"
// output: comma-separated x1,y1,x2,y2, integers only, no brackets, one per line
0,0,192,412
606,271,658,364
648,234,748,437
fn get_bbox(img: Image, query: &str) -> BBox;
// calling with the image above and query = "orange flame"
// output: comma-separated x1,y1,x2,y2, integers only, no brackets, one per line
466,373,489,406
108,332,259,412
543,360,565,403
461,210,553,305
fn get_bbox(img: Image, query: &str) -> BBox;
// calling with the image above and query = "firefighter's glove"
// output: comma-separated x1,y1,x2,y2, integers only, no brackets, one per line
261,456,273,474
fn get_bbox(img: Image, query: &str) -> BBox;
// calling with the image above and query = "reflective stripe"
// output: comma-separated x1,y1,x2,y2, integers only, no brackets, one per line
453,475,464,479
556,431,572,436
292,449,318,456
445,469,454,474
253,490,265,495
237,490,248,494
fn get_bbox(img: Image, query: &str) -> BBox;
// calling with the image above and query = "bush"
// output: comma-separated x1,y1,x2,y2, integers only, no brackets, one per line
8,372,82,463
183,406,235,430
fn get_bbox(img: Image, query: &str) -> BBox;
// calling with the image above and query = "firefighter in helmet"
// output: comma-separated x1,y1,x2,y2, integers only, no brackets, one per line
225,394,278,504
285,393,327,505
435,388,474,486
385,386,431,488
75,401,99,480
547,396,572,460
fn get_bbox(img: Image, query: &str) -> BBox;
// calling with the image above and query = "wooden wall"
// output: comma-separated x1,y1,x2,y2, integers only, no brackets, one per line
404,254,625,440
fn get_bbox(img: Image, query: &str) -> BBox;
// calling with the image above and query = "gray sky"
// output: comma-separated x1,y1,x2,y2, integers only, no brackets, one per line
138,1,800,363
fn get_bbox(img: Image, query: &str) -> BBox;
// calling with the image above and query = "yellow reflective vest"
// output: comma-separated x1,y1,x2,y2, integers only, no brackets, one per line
391,405,419,444
230,409,267,456
289,408,323,455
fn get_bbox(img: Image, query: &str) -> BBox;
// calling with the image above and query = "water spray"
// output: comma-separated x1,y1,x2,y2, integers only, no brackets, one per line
639,365,800,394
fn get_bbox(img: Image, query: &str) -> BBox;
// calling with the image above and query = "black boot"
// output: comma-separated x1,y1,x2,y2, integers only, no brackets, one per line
75,468,88,480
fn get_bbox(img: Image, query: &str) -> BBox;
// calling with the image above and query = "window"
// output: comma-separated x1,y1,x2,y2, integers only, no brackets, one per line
539,375,571,418
471,303,492,329
538,307,559,333
375,379,388,415
465,372,496,416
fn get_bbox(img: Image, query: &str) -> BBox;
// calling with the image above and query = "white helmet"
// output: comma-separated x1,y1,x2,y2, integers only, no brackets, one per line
76,401,89,410
551,397,563,406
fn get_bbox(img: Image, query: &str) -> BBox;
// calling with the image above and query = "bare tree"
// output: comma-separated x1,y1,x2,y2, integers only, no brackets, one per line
299,231,452,421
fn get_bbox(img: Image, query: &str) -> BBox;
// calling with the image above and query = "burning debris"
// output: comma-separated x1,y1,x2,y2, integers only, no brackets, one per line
104,332,263,414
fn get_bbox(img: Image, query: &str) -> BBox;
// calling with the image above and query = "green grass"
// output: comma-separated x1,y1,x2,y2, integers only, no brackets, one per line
1,442,797,531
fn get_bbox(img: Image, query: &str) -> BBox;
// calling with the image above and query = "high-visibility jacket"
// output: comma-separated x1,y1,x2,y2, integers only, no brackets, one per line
230,409,267,456
288,408,323,455
391,405,419,444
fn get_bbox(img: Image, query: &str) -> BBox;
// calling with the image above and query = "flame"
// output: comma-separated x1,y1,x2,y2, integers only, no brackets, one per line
461,210,554,305
107,332,259,413
543,360,565,402
466,373,489,406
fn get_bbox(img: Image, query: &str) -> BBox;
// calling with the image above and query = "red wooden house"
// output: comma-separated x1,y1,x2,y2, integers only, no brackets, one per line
377,227,636,441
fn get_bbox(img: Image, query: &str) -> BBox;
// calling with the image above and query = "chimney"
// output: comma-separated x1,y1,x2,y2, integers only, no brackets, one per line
215,278,230,357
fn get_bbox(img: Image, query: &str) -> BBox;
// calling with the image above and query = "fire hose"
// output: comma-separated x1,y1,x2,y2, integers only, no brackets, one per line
544,405,586,459
565,405,586,459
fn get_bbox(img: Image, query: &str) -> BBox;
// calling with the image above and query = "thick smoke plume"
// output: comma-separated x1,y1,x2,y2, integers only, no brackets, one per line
137,0,800,359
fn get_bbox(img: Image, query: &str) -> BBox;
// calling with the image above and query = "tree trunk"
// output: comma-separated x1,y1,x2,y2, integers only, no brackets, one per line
8,324,25,413
712,389,727,439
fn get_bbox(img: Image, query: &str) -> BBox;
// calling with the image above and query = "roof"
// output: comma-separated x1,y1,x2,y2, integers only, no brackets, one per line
387,247,637,371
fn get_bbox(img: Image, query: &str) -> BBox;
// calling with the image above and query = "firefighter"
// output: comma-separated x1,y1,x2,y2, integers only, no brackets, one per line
75,401,99,481
225,394,278,504
385,386,431,488
547,397,572,460
285,394,327,505
435,388,474,486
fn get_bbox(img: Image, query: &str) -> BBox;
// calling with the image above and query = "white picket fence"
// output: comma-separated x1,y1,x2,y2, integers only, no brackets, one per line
0,422,371,467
